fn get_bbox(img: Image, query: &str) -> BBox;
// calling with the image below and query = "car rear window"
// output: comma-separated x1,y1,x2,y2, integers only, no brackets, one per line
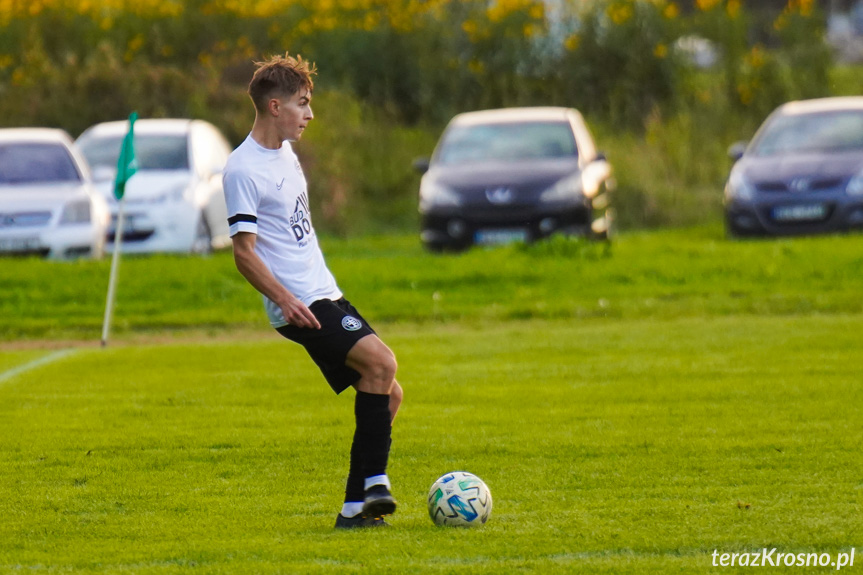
436,121,578,165
0,143,81,185
78,134,189,171
751,110,863,156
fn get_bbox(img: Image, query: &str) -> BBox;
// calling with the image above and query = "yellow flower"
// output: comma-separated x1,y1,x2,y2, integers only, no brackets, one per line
786,0,814,17
745,44,766,69
737,82,754,106
11,68,26,87
653,43,668,59
607,3,633,25
663,2,679,19
726,0,741,19
696,0,720,11
774,13,788,31
529,3,544,20
564,34,580,51
462,19,478,36
468,59,485,75
127,33,145,54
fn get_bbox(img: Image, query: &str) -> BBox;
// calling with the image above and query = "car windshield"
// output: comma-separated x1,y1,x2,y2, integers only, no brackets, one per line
78,134,189,172
751,110,863,156
436,121,578,165
0,143,81,185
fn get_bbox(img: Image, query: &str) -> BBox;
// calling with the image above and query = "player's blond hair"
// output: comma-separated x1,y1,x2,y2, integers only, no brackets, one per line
248,53,317,112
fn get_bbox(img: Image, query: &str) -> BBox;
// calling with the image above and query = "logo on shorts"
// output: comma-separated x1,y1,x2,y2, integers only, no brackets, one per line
341,316,362,331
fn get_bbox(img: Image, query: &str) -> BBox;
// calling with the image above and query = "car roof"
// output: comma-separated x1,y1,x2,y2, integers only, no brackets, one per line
778,97,863,115
78,118,195,138
0,128,74,144
449,107,579,126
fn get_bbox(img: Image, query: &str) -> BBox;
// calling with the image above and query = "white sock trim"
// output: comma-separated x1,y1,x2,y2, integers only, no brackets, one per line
364,474,391,491
341,502,364,518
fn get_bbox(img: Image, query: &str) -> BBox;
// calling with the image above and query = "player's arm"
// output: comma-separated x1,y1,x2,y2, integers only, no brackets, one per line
231,232,321,329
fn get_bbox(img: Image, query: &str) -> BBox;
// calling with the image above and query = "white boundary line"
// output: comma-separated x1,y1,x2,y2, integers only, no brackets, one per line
0,349,79,386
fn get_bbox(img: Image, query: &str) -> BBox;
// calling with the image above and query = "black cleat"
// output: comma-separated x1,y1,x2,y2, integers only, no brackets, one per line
362,485,397,518
334,513,389,529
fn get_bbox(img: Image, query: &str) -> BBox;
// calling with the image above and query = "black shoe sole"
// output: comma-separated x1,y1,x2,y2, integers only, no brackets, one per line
335,514,389,529
362,494,397,517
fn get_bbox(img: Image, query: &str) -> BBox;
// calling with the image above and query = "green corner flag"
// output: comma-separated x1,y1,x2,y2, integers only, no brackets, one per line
113,111,138,200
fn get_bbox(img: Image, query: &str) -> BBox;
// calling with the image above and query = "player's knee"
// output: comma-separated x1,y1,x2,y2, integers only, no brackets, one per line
368,352,396,390
372,352,397,388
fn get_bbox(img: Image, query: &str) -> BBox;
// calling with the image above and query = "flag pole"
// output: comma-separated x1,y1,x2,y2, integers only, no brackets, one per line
101,200,125,347
101,112,138,347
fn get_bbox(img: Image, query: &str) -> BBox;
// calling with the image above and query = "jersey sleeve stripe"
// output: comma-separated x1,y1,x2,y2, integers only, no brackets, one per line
228,214,258,225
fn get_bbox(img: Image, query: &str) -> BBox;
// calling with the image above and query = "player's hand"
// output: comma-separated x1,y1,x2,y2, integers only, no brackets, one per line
281,298,321,329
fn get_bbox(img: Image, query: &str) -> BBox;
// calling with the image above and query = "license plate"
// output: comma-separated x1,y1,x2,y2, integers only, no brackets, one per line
474,228,528,245
772,204,827,222
0,236,40,251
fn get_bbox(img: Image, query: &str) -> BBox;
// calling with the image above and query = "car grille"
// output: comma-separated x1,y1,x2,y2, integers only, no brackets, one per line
107,230,156,243
755,178,844,193
0,211,52,228
458,186,545,208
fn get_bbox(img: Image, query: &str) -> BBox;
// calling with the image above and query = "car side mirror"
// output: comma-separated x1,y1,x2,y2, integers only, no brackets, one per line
413,157,430,174
728,141,748,161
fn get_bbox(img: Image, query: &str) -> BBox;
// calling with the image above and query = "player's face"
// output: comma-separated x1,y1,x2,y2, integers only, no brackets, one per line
277,88,313,142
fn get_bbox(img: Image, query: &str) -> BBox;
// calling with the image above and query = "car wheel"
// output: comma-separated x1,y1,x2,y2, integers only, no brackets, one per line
191,214,213,255
724,214,759,239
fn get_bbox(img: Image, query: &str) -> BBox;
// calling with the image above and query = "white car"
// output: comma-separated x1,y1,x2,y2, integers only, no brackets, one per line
76,119,233,254
0,128,109,259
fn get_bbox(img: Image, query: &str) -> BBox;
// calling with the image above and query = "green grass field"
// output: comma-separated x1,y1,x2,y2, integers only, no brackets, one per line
1,227,862,573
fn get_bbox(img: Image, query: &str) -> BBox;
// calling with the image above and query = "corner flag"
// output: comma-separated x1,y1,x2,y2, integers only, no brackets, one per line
113,111,138,200
102,111,138,346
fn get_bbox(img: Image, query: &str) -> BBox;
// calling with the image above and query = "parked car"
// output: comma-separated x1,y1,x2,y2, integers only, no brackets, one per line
414,107,613,251
0,128,109,259
76,119,233,254
724,96,863,238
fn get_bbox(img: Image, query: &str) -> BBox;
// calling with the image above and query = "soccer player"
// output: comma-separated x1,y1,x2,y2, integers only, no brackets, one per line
222,54,402,529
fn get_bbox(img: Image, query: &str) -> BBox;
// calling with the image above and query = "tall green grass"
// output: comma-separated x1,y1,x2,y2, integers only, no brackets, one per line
3,226,863,341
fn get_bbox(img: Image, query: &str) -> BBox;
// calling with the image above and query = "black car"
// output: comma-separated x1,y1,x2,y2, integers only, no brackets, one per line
724,97,863,238
415,107,614,251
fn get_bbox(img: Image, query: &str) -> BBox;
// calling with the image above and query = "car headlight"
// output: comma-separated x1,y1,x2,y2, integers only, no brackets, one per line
725,169,755,202
539,172,585,202
153,183,188,204
60,199,91,224
126,183,187,205
419,180,462,210
847,172,863,196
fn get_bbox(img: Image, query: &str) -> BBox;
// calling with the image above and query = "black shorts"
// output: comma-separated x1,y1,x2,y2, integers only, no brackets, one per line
275,298,376,394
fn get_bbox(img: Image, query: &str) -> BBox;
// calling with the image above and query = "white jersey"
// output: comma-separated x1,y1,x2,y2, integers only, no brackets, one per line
223,135,342,327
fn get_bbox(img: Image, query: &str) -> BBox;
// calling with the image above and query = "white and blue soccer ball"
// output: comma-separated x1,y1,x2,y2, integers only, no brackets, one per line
427,471,493,527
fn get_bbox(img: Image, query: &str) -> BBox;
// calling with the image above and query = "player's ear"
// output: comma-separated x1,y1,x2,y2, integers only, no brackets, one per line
267,98,280,116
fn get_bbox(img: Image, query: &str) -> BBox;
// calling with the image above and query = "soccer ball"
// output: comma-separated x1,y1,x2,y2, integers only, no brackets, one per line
427,471,492,527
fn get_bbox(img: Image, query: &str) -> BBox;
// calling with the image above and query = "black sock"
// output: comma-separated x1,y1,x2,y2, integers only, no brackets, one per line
353,390,392,484
344,432,364,503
